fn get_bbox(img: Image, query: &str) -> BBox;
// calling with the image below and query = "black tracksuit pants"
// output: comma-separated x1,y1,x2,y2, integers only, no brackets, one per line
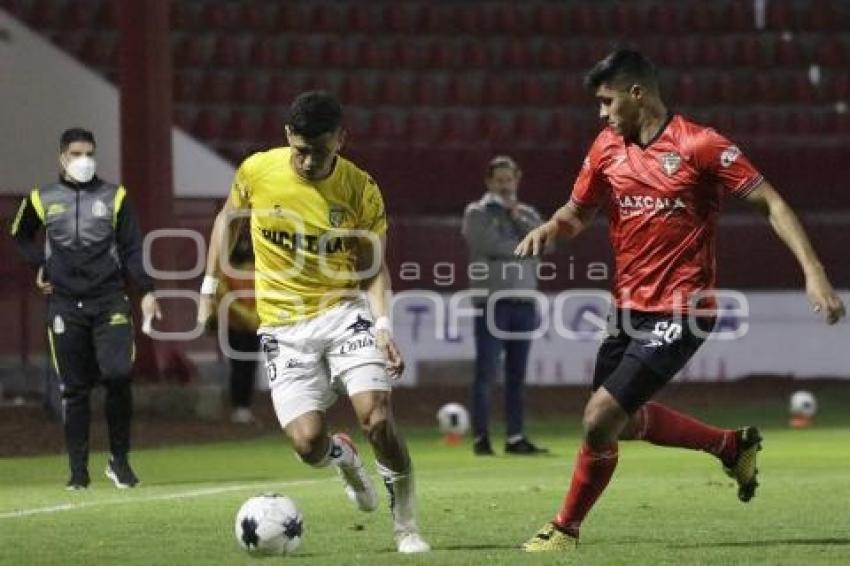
47,293,135,474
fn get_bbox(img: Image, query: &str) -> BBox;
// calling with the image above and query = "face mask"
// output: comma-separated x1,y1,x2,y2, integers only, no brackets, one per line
489,191,516,208
65,156,96,183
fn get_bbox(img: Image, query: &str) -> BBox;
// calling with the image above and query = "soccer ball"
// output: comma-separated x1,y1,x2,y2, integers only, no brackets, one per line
789,390,817,418
234,494,303,556
436,403,470,436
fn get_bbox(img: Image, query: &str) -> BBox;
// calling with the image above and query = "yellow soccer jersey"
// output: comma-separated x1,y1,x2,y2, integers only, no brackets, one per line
229,147,388,326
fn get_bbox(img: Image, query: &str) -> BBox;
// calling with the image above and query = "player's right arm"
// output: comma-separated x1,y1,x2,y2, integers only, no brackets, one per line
10,189,53,294
197,170,251,328
515,141,607,257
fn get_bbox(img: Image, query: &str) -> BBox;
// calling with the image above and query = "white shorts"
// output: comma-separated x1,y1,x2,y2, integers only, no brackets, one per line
259,299,390,428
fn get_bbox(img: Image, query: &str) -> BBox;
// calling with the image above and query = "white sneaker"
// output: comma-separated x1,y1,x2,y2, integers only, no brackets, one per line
332,433,378,512
396,531,431,554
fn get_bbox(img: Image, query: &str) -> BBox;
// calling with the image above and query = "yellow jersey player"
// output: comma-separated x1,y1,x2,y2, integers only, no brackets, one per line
197,91,430,554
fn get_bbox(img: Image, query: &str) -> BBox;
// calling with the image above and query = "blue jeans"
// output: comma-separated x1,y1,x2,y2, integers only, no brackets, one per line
472,300,538,438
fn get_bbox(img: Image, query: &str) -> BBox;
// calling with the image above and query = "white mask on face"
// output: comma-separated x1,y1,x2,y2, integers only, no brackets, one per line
65,156,96,183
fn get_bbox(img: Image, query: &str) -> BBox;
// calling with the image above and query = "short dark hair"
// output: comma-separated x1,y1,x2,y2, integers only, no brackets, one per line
584,49,659,93
60,128,96,152
286,91,342,138
486,155,521,178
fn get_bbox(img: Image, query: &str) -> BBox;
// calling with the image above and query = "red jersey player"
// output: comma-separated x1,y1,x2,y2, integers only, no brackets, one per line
516,49,846,552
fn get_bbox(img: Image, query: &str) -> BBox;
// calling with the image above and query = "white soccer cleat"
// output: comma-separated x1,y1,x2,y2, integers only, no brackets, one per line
396,531,431,554
332,433,378,512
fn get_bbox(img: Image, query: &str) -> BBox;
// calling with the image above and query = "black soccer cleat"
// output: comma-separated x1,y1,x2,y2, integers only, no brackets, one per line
723,426,762,503
473,436,495,456
65,469,90,491
505,437,549,455
105,457,140,489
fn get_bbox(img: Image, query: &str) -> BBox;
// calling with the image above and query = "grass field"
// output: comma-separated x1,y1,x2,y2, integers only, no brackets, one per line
3,401,850,565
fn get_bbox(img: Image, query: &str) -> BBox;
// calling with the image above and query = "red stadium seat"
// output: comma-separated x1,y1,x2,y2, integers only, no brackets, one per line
213,36,244,68
478,111,513,145
808,1,843,31
788,109,821,135
521,76,552,106
414,76,448,106
398,40,428,69
259,110,287,145
687,3,719,32
357,40,397,69
493,4,531,35
441,111,475,144
456,3,490,34
501,39,534,68
322,39,356,69
483,76,520,106
610,2,644,36
406,110,440,145
82,34,118,68
239,3,275,33
378,75,415,106
385,3,424,34
790,75,817,104
831,74,850,99
646,3,682,35
348,3,384,33
173,36,212,68
514,112,544,145
369,112,401,142
534,3,568,35
267,75,300,105
539,41,569,69
225,110,260,142
173,71,201,103
313,2,344,33
449,76,485,106
63,2,96,30
170,1,202,31
766,0,795,30
712,73,740,104
815,38,848,67
275,3,311,32
199,72,235,104
341,75,376,105
286,41,319,68
773,36,803,67
427,40,462,69
203,2,239,30
233,74,266,105
422,3,453,34
462,40,490,68
195,110,225,141
173,106,197,131
94,0,119,28
555,76,584,105
545,111,579,145
723,1,754,32
569,4,600,35
697,38,728,67
27,0,63,29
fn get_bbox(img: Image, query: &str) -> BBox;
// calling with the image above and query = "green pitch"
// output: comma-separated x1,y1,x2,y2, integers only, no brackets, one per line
2,410,850,565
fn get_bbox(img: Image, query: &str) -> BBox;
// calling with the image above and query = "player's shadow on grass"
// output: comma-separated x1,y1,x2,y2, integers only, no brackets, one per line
670,537,850,549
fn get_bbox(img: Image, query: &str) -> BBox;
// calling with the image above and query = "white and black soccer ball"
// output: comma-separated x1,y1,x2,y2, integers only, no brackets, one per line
436,403,470,436
235,494,303,556
789,390,817,418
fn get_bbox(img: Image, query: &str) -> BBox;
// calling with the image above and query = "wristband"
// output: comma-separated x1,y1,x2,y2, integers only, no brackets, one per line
200,275,219,295
374,315,392,334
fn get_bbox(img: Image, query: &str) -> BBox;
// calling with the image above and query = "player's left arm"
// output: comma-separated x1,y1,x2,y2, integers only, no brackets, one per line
357,176,404,378
114,188,161,328
359,233,404,379
744,181,845,324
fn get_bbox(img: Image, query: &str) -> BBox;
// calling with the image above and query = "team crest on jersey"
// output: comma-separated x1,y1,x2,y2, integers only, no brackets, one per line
92,200,109,218
328,206,346,228
720,146,741,168
659,152,682,176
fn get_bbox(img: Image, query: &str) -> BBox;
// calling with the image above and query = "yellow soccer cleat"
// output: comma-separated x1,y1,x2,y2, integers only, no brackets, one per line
521,523,579,553
723,426,763,502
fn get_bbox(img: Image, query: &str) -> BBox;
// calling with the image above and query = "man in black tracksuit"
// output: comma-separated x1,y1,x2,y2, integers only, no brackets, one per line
10,128,160,490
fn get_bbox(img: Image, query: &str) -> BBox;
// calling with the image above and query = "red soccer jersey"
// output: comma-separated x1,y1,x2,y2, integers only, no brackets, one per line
570,114,764,313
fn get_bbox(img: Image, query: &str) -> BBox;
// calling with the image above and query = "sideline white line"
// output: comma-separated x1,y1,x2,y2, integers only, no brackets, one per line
0,478,324,520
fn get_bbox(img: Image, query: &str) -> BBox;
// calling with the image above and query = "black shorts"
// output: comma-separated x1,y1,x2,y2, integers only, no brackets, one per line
591,309,715,414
